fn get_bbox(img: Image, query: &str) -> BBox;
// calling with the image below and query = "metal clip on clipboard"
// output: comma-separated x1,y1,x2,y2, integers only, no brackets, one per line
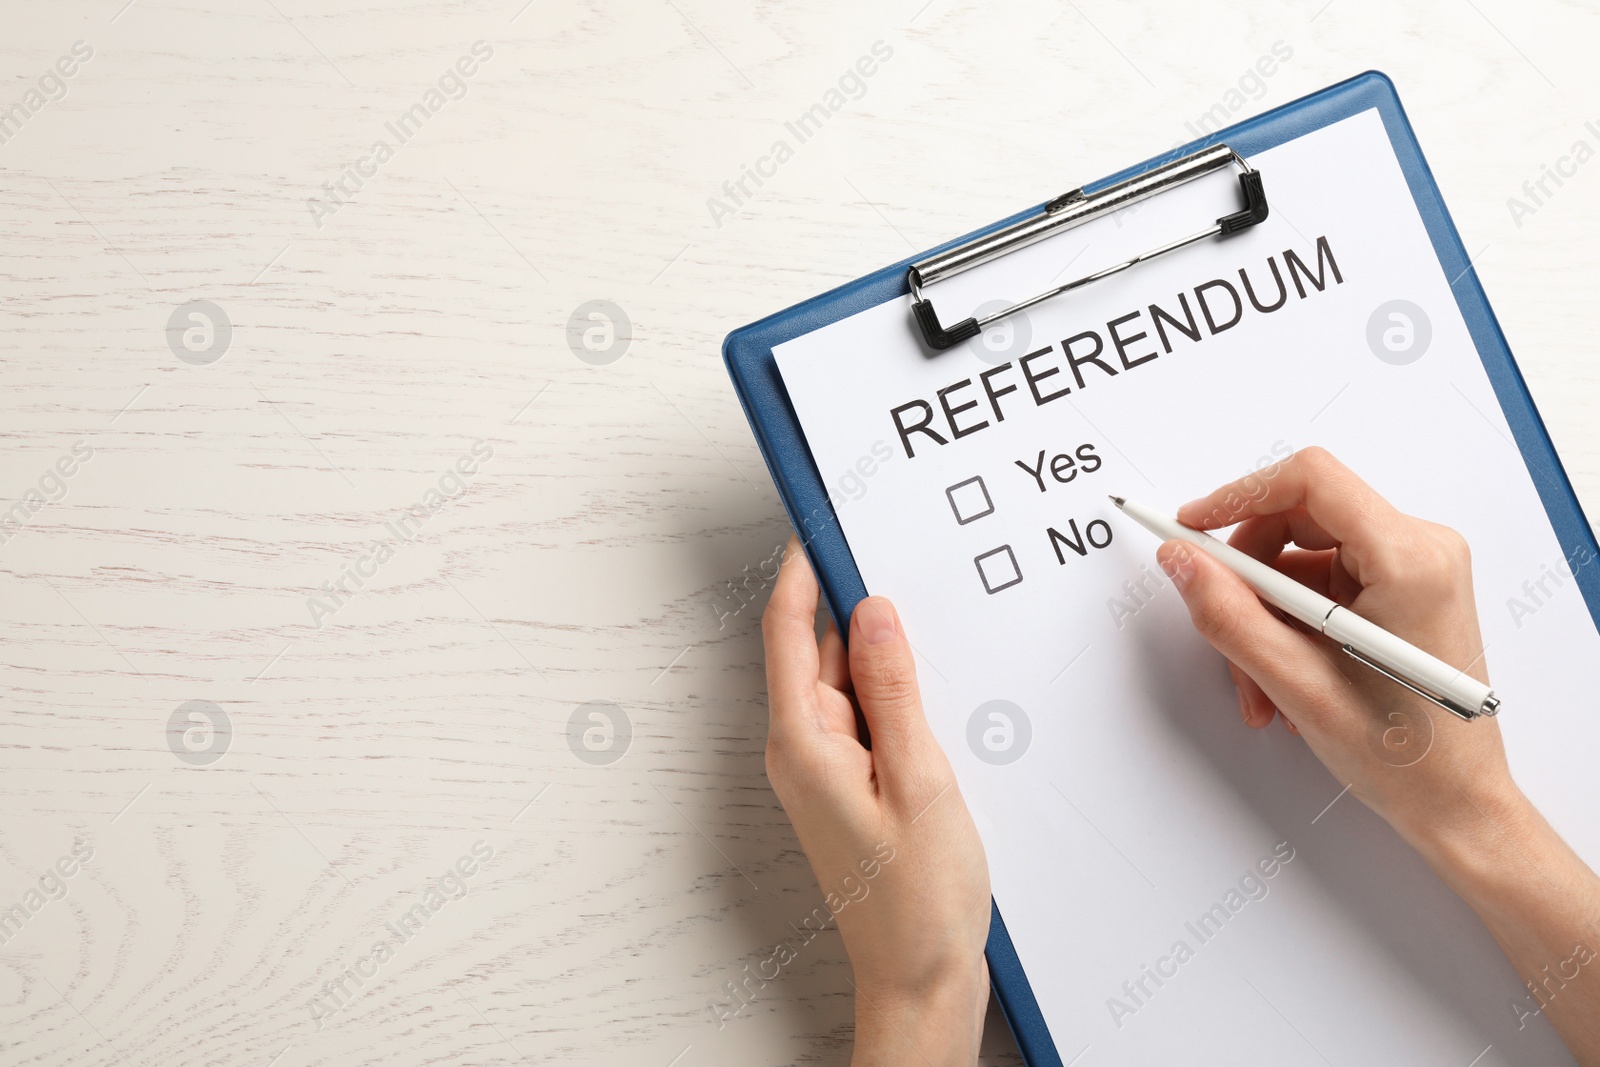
908,144,1269,350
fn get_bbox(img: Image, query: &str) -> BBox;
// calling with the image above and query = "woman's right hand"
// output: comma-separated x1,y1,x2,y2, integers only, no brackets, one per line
1159,447,1600,1062
1157,447,1516,859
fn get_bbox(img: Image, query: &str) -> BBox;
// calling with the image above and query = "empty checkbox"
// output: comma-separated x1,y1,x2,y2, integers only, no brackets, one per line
946,475,995,525
975,545,1022,594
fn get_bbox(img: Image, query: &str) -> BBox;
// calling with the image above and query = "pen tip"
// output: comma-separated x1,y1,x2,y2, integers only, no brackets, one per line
1108,495,1125,507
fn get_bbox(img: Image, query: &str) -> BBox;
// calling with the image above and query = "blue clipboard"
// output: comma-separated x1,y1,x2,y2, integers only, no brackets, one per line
721,71,1600,1065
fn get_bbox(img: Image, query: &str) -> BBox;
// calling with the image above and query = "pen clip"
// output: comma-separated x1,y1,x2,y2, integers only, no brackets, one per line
1339,644,1487,722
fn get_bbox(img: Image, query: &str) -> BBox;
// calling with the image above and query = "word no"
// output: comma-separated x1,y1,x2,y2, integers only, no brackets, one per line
1048,516,1114,564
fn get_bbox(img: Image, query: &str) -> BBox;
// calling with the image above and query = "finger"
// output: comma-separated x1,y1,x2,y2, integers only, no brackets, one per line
1226,510,1341,562
1265,547,1362,608
1176,447,1407,586
818,619,850,694
802,618,862,742
1220,525,1352,606
1328,549,1362,605
1226,517,1341,599
762,537,823,743
1268,548,1338,598
847,596,933,779
1158,540,1344,714
1228,662,1276,729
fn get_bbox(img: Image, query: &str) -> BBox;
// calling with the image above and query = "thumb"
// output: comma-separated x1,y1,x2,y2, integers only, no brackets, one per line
848,597,933,767
1157,540,1341,711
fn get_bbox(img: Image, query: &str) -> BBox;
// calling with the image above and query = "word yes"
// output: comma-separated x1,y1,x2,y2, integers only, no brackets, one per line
1015,442,1103,493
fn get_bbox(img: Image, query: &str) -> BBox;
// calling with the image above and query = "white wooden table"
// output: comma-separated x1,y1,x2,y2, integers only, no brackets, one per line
1,1,1596,1064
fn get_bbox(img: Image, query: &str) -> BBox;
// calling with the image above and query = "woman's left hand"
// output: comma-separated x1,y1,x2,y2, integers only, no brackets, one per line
763,535,992,1066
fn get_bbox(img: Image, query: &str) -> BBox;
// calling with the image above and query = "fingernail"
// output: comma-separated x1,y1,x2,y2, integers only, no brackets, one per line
1236,686,1250,724
856,598,900,645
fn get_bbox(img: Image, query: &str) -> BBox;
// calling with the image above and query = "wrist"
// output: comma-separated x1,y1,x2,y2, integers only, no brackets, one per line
1400,778,1544,900
851,960,988,1067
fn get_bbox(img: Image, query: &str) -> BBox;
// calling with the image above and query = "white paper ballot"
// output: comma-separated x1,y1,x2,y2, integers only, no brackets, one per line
774,109,1597,1065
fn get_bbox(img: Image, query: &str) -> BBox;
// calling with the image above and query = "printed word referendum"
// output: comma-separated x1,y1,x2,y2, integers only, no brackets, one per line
889,236,1346,459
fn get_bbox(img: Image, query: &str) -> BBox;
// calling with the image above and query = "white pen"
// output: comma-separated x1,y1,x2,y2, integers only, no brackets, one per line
1110,495,1499,721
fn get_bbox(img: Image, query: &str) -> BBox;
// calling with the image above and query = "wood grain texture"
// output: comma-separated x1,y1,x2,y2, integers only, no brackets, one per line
0,0,1597,1063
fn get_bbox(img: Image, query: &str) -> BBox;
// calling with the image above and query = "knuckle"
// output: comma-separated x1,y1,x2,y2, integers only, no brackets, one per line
765,739,847,808
855,652,917,708
764,746,785,788
1407,536,1444,570
1292,447,1344,492
1400,527,1470,591
760,596,797,639
1438,526,1472,570
1293,445,1338,481
1190,590,1245,648
764,735,803,791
